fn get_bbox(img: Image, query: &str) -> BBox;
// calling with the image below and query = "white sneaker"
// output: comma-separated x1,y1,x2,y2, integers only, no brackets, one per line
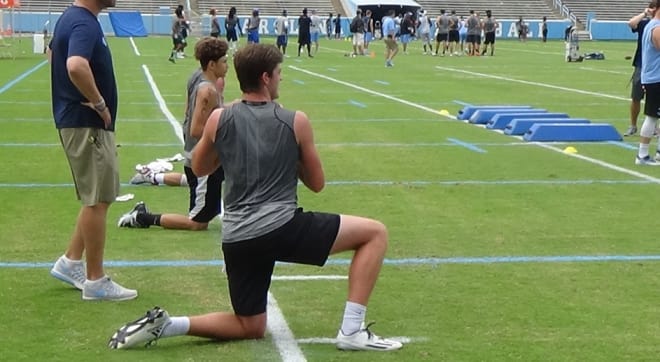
50,256,86,290
82,276,138,301
108,307,171,349
129,170,156,185
336,323,403,351
635,155,660,166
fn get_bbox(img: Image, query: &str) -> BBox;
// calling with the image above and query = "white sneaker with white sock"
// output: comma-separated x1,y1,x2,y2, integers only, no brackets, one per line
50,255,86,290
336,322,403,351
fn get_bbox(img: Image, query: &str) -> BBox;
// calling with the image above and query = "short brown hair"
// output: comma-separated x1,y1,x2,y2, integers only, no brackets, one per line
194,37,228,70
233,44,283,93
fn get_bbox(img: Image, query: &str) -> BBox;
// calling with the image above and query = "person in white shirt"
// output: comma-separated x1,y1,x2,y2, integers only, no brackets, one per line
310,9,322,54
417,10,432,55
274,9,289,55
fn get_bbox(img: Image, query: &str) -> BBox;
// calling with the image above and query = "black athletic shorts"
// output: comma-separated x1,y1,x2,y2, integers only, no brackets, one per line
484,32,495,45
448,30,459,43
226,29,238,42
222,208,340,316
644,82,660,117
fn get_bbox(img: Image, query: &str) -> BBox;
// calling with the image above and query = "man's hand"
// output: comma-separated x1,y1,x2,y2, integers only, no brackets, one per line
81,99,111,129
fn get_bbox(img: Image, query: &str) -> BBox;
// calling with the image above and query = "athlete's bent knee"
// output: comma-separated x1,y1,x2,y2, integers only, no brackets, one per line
189,221,209,231
238,316,267,339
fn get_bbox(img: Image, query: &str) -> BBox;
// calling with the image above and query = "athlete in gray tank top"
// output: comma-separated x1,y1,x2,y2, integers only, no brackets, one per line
213,101,298,242
183,75,221,167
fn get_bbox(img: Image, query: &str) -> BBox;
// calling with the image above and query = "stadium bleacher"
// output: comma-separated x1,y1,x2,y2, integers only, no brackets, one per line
194,0,337,17
560,0,648,22
414,0,562,20
15,0,647,27
19,0,180,14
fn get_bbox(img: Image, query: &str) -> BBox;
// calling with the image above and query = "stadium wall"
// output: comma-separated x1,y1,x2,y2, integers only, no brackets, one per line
0,12,634,40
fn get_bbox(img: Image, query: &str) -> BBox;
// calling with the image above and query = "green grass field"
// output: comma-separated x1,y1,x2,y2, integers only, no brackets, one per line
1,34,660,361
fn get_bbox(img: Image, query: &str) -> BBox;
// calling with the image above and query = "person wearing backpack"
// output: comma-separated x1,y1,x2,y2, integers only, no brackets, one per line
350,9,365,56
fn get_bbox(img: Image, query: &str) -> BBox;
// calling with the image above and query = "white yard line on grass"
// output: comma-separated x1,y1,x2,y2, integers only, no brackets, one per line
579,66,630,76
141,64,184,143
435,65,630,101
129,37,141,56
289,65,660,184
289,65,455,119
297,336,428,344
267,292,307,362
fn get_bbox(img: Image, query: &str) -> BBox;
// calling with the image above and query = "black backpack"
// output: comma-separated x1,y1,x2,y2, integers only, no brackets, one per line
350,18,359,32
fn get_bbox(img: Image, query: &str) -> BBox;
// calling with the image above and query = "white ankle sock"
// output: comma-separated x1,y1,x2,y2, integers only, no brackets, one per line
638,143,650,158
340,301,366,335
85,275,107,284
62,255,82,264
160,316,190,337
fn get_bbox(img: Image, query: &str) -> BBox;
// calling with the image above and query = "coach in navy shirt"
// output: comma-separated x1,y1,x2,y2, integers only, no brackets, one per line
48,0,137,301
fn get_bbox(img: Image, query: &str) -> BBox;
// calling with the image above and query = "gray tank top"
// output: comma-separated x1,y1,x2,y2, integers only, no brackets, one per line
437,15,449,34
248,16,260,30
467,16,480,35
449,16,459,31
213,101,298,243
183,72,221,167
483,18,496,33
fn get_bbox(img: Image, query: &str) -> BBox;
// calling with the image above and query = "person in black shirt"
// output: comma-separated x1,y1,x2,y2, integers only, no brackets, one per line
298,8,313,57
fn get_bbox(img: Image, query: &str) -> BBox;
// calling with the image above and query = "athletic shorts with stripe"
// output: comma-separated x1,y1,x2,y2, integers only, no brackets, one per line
184,166,224,223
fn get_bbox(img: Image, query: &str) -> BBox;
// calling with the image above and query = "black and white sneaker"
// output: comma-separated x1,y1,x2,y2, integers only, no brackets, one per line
108,307,171,349
336,322,403,351
117,202,150,228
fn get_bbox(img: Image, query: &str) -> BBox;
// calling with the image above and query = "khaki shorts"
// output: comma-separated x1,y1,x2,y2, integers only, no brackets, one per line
59,128,119,205
352,32,365,46
384,36,398,51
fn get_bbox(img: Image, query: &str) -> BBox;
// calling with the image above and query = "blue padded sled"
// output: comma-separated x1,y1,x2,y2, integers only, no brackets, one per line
487,113,569,130
523,123,622,142
469,108,547,124
456,105,532,120
504,118,590,135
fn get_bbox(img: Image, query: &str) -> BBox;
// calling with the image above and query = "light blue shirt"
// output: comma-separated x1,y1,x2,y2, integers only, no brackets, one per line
641,19,660,84
382,16,395,37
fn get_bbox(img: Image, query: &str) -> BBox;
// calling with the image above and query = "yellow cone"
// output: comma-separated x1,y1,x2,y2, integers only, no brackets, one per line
563,146,578,154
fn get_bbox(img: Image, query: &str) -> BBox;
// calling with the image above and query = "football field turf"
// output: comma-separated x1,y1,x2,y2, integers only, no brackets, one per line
1,35,659,361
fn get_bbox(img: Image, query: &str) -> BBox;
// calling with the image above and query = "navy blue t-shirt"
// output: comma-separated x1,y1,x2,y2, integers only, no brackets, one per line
50,6,117,131
632,18,650,68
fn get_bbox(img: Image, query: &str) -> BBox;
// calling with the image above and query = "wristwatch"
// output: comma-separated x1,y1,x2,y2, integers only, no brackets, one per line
94,98,107,112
